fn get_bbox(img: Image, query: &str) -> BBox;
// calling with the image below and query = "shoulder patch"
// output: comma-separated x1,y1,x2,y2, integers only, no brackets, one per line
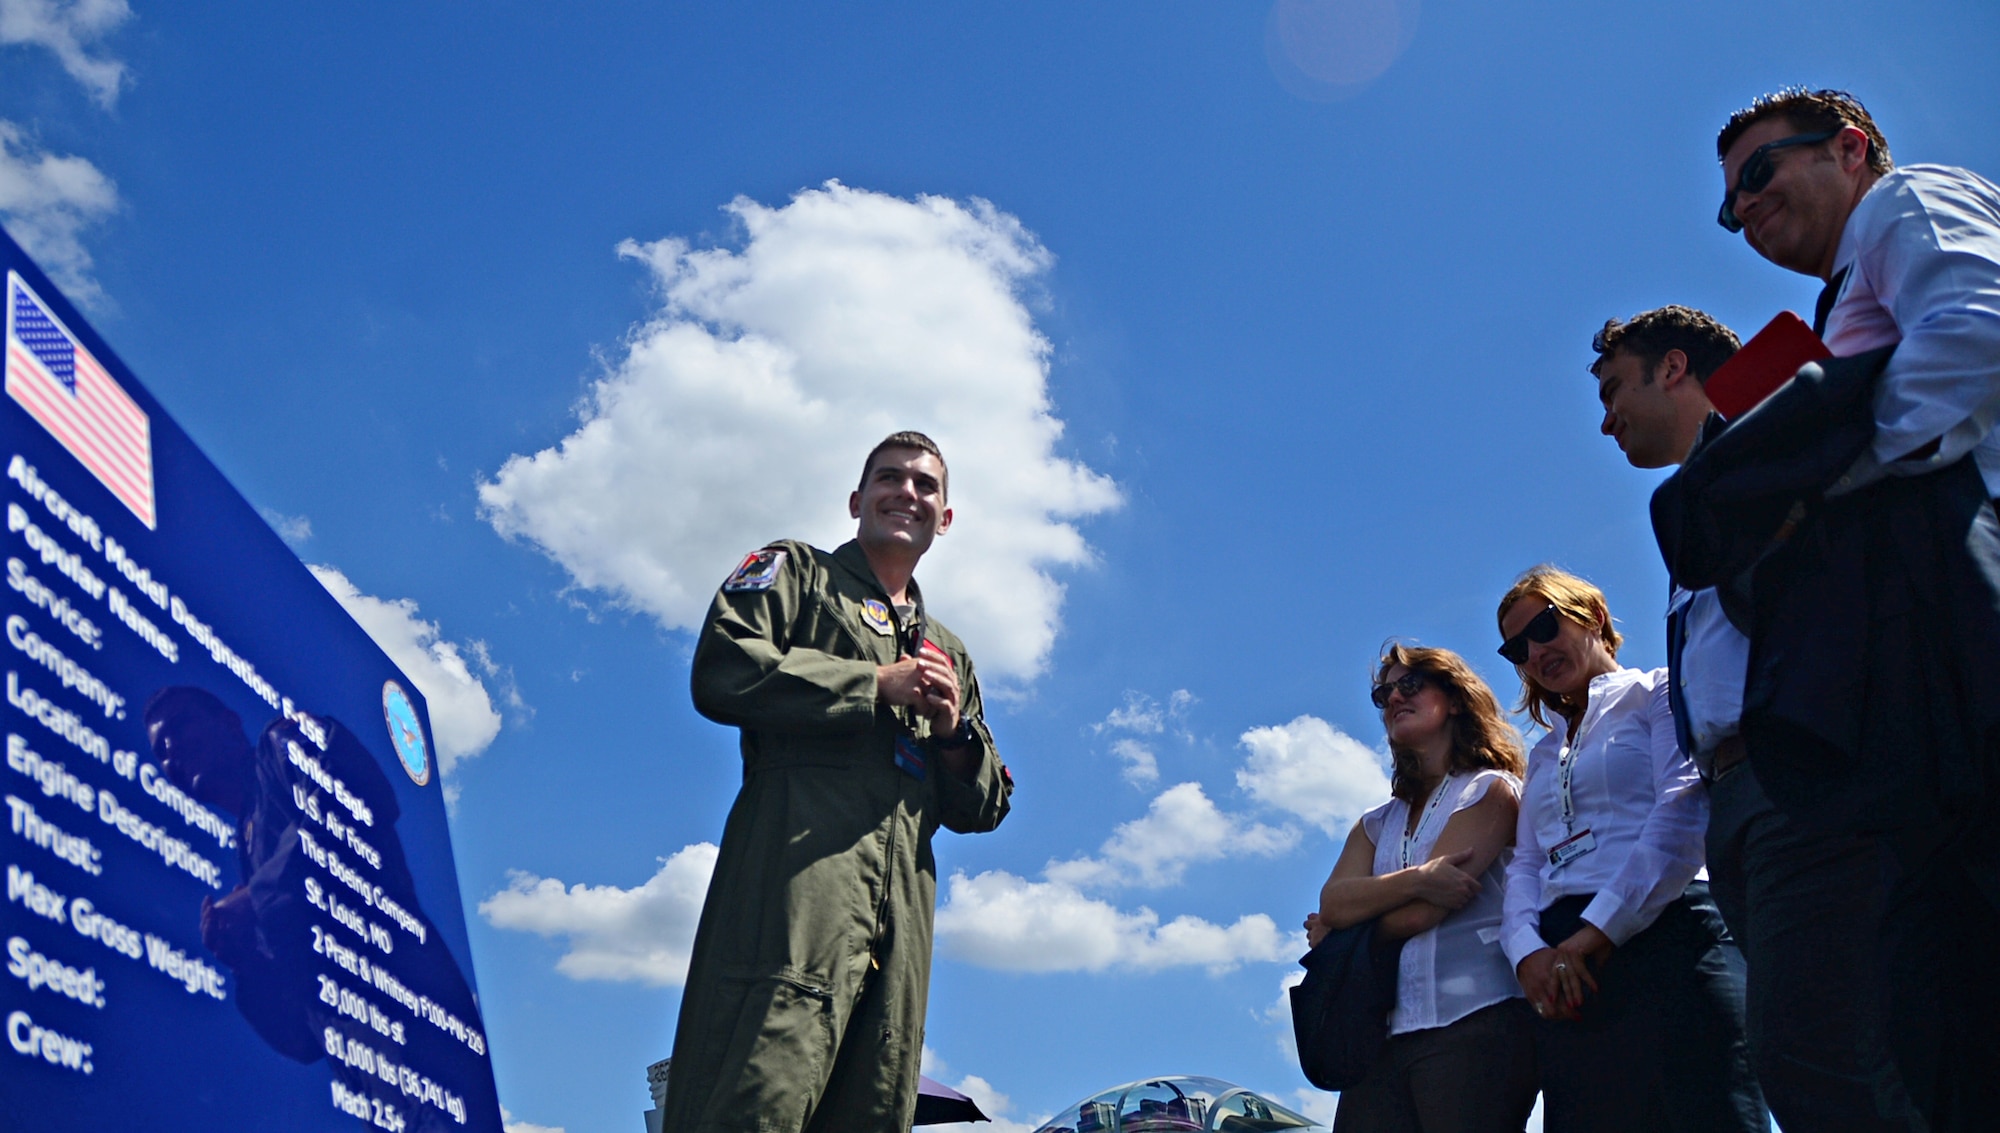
861,599,896,636
723,548,788,592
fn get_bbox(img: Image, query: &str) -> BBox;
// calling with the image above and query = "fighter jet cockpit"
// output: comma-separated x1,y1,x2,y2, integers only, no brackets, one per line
1031,1076,1324,1133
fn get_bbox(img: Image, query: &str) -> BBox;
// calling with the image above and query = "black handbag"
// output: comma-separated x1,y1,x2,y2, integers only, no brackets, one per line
1289,919,1402,1091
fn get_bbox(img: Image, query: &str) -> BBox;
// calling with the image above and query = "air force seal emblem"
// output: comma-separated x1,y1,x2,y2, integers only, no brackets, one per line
723,548,787,591
383,680,431,786
862,599,895,636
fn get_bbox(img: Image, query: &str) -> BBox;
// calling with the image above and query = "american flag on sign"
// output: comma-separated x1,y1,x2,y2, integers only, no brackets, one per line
6,273,154,528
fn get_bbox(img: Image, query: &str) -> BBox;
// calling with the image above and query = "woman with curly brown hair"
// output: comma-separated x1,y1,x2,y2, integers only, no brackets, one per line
1495,566,1764,1132
1306,644,1537,1133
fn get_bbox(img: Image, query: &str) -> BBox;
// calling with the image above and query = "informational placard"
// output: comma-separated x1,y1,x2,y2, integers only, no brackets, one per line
0,230,502,1132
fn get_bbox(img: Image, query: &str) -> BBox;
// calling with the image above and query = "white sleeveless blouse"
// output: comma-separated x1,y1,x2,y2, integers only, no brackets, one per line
1359,769,1523,1035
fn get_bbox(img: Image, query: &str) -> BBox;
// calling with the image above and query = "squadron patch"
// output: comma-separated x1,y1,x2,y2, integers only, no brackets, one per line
862,599,896,636
723,548,787,592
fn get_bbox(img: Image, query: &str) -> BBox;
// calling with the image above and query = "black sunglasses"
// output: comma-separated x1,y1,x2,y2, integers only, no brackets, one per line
1370,670,1432,709
1717,129,1839,233
1497,605,1562,665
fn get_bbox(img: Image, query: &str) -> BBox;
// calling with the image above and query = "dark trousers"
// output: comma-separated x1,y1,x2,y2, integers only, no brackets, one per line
1706,764,1926,1132
1532,885,1766,1133
1332,998,1538,1133
1878,809,2000,1133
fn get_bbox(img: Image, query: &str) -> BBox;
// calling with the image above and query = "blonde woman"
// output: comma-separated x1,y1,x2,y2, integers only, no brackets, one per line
1495,567,1764,1132
1307,645,1537,1133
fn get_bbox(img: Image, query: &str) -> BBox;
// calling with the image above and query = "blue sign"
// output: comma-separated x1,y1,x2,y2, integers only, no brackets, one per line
0,231,502,1131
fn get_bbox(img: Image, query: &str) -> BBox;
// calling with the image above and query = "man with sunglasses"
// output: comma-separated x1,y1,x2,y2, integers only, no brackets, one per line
1715,88,2000,1128
1718,87,2000,502
1589,306,1922,1133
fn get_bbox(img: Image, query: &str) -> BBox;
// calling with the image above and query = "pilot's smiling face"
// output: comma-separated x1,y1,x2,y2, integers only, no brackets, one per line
851,448,952,555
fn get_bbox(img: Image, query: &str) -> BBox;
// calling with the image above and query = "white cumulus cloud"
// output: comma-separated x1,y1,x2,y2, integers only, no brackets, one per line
1095,690,1195,785
488,779,1298,983
0,0,131,108
309,565,507,774
1095,688,1195,736
928,1072,1040,1133
934,868,1293,975
1288,1088,1338,1128
920,1049,1047,1133
477,181,1119,684
0,121,117,306
478,843,719,987
499,1108,566,1133
1236,715,1390,836
1109,737,1159,786
259,507,312,545
929,1075,1043,1133
1265,970,1306,1061
1046,782,1296,889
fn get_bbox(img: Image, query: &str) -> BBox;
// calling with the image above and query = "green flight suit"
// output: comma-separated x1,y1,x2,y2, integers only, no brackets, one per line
662,538,1013,1133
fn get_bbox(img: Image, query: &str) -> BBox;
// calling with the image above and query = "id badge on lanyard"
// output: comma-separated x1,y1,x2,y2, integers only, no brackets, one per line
1548,827,1596,868
1549,742,1596,869
894,734,928,781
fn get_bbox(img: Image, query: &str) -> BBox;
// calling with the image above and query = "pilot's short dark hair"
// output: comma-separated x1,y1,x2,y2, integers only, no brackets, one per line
858,431,949,502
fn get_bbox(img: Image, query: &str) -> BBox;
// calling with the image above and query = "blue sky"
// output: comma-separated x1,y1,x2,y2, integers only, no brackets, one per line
5,1,1998,1129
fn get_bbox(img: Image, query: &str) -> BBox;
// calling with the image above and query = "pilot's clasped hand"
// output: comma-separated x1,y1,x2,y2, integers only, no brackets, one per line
877,652,961,734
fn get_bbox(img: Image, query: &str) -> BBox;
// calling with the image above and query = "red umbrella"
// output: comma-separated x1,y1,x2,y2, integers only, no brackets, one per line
915,1075,990,1126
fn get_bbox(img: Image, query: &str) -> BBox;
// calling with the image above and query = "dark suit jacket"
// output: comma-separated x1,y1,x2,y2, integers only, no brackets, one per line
1651,348,2000,866
1290,919,1402,1092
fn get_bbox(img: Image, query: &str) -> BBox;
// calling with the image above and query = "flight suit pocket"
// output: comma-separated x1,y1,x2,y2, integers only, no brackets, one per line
698,968,838,1131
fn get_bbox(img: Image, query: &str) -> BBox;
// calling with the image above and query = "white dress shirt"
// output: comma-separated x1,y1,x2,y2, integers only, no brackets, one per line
1501,668,1708,969
1820,164,2000,497
1669,585,1750,764
1361,769,1523,1035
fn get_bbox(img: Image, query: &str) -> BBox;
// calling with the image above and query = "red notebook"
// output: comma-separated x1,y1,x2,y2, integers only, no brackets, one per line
1706,311,1832,419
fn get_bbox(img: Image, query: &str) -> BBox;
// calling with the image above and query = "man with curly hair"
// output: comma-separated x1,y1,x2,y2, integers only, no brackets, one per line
1591,305,1923,1132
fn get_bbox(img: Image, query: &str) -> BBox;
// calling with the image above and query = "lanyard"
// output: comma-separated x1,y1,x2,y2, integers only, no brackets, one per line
888,584,929,742
1553,680,1611,832
897,580,928,661
1556,745,1577,830
1400,775,1454,869
1555,677,1615,832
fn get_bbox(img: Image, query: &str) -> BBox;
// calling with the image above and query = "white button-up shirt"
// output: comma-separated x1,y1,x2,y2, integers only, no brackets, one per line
1670,585,1750,765
1361,769,1523,1035
1501,668,1708,968
1821,164,2000,496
